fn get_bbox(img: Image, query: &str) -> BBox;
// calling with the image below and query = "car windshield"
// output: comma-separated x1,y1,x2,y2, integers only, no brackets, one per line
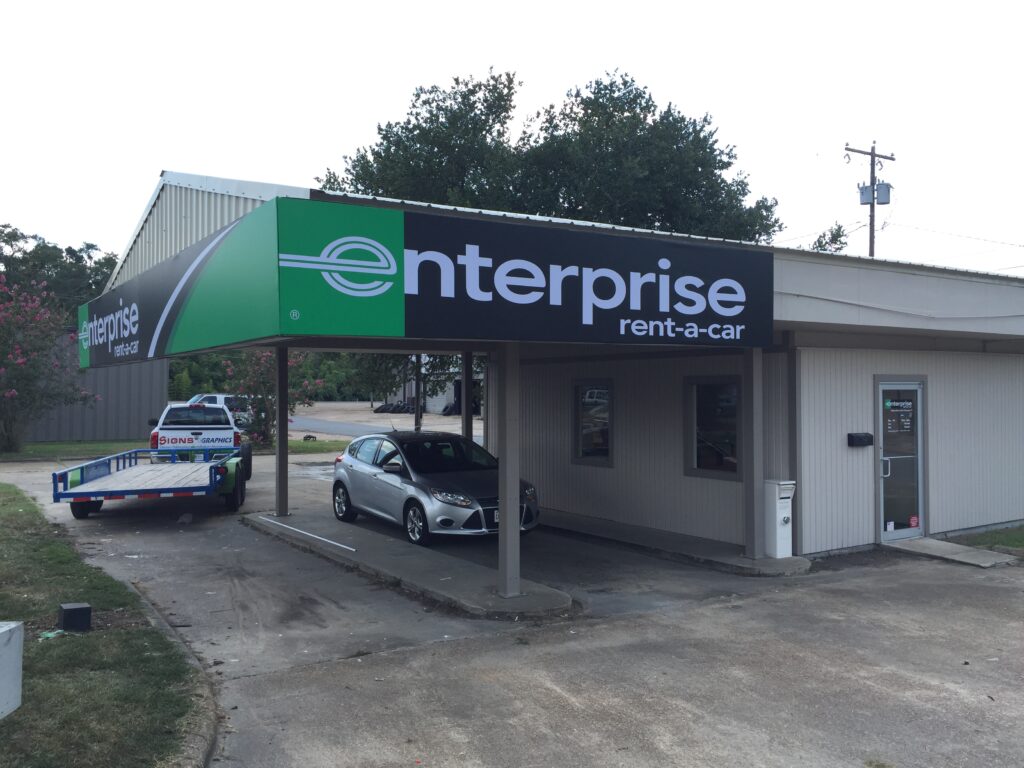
399,437,497,474
163,406,230,426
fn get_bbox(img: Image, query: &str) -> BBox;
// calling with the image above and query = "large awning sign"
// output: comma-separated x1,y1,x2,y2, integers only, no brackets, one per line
78,197,774,367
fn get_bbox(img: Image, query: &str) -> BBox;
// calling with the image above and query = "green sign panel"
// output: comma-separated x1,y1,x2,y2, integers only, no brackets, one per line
276,198,405,337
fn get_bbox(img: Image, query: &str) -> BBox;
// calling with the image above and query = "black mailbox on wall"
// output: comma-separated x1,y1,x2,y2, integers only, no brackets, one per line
847,432,874,447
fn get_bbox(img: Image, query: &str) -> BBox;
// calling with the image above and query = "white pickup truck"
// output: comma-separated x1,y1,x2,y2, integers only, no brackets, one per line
149,402,253,477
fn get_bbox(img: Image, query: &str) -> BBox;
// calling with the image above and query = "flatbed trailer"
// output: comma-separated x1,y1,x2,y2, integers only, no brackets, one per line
52,448,247,519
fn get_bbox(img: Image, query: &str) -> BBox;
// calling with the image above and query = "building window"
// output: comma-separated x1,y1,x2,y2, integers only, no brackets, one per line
686,378,740,479
574,382,612,466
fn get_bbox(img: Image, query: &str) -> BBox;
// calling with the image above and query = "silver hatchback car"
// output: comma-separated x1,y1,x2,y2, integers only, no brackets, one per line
332,431,540,545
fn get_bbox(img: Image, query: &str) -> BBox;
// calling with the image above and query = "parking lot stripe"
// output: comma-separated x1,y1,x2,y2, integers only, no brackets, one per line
256,516,357,552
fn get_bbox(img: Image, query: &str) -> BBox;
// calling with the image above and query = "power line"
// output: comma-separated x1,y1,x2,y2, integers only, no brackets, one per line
887,222,1024,250
774,218,865,246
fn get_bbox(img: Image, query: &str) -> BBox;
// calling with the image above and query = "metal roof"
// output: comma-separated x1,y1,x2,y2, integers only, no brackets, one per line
106,170,1024,293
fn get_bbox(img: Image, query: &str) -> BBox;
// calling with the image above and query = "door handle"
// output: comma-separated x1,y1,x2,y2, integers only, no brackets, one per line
881,458,891,478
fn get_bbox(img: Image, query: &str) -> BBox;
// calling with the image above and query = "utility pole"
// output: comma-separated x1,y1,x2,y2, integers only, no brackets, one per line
845,142,895,258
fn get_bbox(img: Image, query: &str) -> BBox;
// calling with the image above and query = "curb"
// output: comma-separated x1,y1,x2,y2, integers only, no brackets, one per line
130,581,219,768
241,514,574,621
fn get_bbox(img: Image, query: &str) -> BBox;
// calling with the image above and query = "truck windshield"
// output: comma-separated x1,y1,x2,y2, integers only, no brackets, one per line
163,407,230,426
399,438,497,474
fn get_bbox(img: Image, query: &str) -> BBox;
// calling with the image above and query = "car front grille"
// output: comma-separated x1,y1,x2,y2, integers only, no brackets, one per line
459,500,529,532
480,504,527,532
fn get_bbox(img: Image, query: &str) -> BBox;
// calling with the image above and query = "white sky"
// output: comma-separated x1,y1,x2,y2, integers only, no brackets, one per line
3,0,1022,274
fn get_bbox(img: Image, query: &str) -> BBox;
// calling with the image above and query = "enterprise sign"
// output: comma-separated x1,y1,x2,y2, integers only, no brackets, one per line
78,197,774,368
280,199,774,347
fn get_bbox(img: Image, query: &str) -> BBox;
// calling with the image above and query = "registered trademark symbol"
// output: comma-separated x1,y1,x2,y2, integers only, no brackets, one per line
289,309,300,320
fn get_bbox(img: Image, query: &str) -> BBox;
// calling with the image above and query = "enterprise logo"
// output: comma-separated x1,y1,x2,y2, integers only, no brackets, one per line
279,237,397,297
80,300,141,357
279,239,749,329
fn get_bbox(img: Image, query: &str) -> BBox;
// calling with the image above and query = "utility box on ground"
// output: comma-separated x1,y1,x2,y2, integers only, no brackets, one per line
765,481,796,559
0,621,23,720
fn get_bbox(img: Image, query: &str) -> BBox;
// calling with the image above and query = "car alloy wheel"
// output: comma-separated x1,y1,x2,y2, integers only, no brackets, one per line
333,483,357,522
405,503,431,546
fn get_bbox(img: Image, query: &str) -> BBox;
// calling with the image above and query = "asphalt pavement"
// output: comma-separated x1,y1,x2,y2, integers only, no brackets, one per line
3,455,1024,767
287,414,381,438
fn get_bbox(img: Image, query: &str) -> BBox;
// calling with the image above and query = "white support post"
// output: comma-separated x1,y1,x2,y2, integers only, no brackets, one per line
275,346,290,517
496,342,521,597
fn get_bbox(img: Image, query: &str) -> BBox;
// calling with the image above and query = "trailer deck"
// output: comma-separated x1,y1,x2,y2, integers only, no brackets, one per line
53,449,236,503
65,462,217,499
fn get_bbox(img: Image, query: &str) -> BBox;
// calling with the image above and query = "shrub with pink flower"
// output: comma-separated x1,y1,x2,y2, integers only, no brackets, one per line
0,277,91,451
220,349,315,446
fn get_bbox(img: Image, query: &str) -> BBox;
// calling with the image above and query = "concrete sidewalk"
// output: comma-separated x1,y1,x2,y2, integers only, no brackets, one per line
242,510,574,620
884,536,1018,567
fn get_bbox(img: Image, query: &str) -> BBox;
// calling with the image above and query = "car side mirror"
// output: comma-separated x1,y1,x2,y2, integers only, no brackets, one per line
148,418,158,426
382,462,403,474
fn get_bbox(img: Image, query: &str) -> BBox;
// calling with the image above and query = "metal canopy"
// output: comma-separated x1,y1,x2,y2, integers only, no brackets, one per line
77,194,777,597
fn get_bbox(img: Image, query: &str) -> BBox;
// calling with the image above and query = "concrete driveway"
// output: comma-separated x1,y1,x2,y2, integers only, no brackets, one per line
3,455,1023,767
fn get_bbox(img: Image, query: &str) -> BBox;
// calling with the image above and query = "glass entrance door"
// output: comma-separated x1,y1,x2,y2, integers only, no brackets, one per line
879,383,924,541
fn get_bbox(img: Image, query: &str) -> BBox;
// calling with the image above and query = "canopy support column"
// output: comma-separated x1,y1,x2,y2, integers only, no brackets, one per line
742,347,764,557
414,354,422,431
275,345,289,517
461,351,473,440
497,342,521,598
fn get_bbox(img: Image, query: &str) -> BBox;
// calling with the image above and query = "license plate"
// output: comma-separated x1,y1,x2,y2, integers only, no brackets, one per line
493,510,499,524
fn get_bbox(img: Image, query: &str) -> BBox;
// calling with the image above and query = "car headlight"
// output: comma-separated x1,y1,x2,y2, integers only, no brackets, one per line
522,484,537,502
430,489,474,508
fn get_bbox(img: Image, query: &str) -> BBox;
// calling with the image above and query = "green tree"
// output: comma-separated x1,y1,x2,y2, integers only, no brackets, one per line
0,274,92,451
169,368,193,402
810,222,848,254
348,354,411,408
321,71,782,242
518,73,781,241
0,224,117,321
221,349,317,446
320,71,519,211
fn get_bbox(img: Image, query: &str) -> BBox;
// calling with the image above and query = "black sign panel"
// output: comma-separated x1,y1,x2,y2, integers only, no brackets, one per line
403,213,773,347
79,227,230,368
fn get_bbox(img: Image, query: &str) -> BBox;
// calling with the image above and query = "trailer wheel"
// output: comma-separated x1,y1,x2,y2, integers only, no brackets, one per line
240,443,253,481
224,475,245,512
70,500,103,519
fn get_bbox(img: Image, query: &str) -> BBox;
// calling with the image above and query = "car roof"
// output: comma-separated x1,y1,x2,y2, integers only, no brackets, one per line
358,431,468,442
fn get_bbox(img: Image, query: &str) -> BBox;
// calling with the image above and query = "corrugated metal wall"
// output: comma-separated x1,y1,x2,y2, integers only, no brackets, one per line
25,358,169,443
517,353,746,544
797,348,1024,554
111,186,266,287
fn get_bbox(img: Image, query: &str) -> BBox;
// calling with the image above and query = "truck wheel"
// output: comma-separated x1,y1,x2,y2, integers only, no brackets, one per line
70,500,103,519
224,475,245,512
240,443,253,481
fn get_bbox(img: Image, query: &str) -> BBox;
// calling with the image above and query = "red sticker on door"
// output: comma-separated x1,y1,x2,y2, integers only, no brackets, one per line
909,515,919,528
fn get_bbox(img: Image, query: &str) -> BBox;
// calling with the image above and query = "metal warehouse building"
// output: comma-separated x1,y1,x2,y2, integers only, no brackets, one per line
87,171,1024,582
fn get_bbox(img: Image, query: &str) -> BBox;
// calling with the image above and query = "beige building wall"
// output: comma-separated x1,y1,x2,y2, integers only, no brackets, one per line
797,347,1024,554
513,352,748,545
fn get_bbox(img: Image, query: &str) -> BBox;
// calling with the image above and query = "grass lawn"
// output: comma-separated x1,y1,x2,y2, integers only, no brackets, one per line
278,438,350,455
950,524,1024,552
2,438,349,463
0,484,196,768
0,440,142,463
